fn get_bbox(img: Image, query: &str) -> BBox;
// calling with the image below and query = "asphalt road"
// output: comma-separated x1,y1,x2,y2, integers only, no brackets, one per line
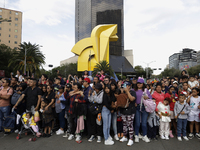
0,132,200,150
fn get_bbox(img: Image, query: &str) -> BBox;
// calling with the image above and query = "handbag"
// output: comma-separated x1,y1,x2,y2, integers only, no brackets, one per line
116,93,130,108
89,102,102,115
141,89,156,113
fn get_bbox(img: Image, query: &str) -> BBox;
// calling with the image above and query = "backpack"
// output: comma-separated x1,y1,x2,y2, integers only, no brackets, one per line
3,111,16,133
141,89,156,113
11,92,21,105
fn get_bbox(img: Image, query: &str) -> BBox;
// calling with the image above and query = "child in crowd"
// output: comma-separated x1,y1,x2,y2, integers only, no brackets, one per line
186,88,200,139
40,100,54,137
179,82,190,98
188,76,199,93
157,98,171,140
174,94,190,141
173,81,179,94
22,112,41,138
147,98,160,141
164,86,178,138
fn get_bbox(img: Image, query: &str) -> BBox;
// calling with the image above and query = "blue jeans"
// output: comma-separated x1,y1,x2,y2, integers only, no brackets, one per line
58,109,65,129
111,112,117,135
177,118,187,137
134,104,148,136
102,106,111,140
0,106,11,131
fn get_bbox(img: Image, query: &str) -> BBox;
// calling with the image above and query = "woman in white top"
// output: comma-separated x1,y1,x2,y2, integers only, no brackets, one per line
15,70,24,82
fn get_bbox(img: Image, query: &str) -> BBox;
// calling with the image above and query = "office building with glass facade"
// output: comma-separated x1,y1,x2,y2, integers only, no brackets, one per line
75,0,124,56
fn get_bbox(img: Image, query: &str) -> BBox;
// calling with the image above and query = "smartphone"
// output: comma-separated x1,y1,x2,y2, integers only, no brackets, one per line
172,91,176,96
123,84,126,89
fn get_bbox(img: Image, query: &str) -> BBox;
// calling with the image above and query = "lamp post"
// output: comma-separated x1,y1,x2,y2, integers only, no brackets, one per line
143,61,156,79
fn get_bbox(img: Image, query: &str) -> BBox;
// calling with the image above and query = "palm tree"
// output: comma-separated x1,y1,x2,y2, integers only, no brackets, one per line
92,60,114,77
8,42,45,76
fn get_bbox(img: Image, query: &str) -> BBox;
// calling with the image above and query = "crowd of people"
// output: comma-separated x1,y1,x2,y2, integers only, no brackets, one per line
0,69,200,146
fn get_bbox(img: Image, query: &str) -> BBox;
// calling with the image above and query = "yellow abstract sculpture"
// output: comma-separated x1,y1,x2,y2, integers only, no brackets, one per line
71,24,118,71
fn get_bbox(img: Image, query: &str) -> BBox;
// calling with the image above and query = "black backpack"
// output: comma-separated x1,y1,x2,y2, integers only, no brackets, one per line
3,111,16,133
11,92,21,105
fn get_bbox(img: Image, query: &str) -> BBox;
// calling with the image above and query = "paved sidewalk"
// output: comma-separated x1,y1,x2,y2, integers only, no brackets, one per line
0,132,199,150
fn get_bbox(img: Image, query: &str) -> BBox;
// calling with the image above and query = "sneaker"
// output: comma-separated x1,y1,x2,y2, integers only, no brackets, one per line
127,139,134,146
165,136,169,140
142,135,150,143
56,129,64,135
109,135,113,141
63,132,68,138
160,135,165,139
169,130,174,138
88,135,95,142
14,129,19,133
97,136,101,143
177,137,182,141
195,133,200,139
75,135,81,141
188,133,194,139
104,139,114,145
120,136,128,142
139,133,143,139
68,134,74,140
134,135,139,143
183,136,189,141
56,129,61,134
114,134,119,141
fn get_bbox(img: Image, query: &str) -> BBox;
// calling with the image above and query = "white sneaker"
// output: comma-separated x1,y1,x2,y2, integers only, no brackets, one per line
108,135,113,141
139,133,143,139
160,135,165,140
104,139,114,145
127,139,134,146
120,136,128,142
183,136,189,141
63,132,68,138
142,135,150,143
135,135,139,143
75,135,81,141
56,129,61,134
114,134,119,141
56,129,64,135
88,135,95,142
165,136,169,140
14,129,19,133
97,136,101,143
177,137,182,141
68,134,74,140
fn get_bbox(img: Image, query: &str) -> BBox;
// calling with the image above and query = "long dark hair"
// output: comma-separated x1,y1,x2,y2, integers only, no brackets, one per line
134,83,146,91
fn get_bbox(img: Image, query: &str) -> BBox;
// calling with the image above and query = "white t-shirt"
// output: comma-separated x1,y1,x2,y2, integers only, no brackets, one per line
15,74,24,82
189,96,200,116
188,81,199,89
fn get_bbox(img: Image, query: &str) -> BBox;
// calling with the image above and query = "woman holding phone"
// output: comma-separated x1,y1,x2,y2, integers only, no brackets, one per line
164,86,178,138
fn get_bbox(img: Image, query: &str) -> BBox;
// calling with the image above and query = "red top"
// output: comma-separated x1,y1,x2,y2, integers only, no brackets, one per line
164,93,178,111
152,91,165,112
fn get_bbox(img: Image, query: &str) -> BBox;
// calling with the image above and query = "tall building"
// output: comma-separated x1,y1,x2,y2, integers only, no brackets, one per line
169,48,197,70
0,8,22,49
75,0,124,56
197,51,200,65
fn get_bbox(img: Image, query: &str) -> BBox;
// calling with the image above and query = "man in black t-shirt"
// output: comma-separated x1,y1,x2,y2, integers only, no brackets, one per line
10,77,19,91
13,78,42,114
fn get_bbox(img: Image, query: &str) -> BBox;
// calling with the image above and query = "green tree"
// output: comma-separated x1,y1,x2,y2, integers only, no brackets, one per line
92,61,114,77
0,44,15,77
8,42,45,77
134,65,146,77
187,65,200,76
159,68,181,78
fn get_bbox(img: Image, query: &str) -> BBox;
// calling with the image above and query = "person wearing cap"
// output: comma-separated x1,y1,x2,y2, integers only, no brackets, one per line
133,77,152,143
82,78,93,138
55,85,66,135
172,81,179,94
119,81,136,146
88,83,104,143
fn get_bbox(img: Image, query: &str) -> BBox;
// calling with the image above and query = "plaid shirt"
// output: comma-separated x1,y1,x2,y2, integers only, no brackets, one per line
68,94,85,114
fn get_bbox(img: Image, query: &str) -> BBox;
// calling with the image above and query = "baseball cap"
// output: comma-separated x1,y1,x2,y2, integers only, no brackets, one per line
84,77,91,84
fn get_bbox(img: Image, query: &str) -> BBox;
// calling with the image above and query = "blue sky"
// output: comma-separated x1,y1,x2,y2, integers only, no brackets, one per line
1,0,200,75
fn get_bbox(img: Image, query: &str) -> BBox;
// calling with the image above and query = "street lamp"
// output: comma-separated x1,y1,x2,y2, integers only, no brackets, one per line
143,61,156,79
